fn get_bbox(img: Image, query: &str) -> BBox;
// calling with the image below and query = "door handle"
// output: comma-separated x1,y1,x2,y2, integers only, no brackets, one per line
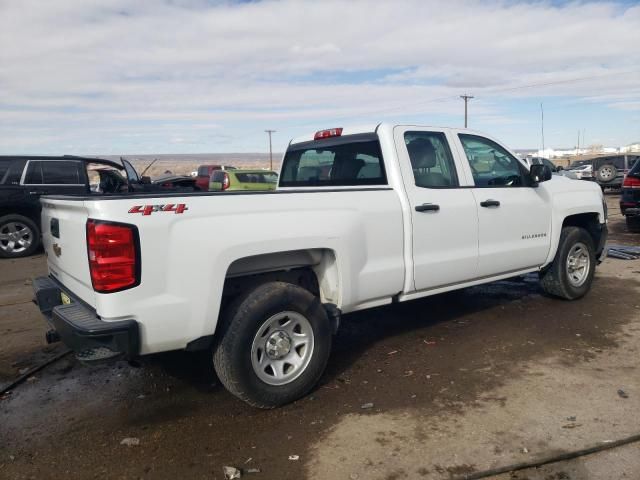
480,199,500,208
415,203,440,212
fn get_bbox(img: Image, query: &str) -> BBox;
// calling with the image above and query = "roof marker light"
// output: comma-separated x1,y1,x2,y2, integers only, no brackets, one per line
314,128,343,140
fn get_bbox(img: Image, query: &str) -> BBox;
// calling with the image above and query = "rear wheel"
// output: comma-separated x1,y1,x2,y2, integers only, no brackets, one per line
540,227,596,300
627,216,640,233
213,281,332,408
0,214,40,259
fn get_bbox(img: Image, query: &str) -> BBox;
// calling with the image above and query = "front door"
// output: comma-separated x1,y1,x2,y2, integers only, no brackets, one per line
394,127,479,291
454,133,552,277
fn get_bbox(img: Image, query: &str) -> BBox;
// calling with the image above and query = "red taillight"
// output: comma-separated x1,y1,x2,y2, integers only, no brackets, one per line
314,128,343,140
222,172,230,191
86,220,139,293
623,175,640,188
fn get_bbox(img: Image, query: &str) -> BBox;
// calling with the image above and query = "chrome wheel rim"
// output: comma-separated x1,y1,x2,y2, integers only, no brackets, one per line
251,311,314,386
0,222,33,254
566,242,590,287
599,167,613,180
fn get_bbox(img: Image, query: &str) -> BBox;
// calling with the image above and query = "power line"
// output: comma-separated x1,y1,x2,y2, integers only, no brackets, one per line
254,67,640,137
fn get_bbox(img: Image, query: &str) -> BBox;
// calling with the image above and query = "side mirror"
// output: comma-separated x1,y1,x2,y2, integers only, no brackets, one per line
555,165,563,172
141,176,152,184
530,164,552,186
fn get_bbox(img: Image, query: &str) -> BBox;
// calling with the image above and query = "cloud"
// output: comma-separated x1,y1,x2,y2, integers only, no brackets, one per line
0,0,639,153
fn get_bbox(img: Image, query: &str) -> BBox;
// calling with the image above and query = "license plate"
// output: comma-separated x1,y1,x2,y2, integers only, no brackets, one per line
60,291,71,305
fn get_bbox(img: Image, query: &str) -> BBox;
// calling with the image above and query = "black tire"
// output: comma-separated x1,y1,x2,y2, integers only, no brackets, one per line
213,281,332,408
0,214,41,259
596,164,617,183
627,216,640,233
540,226,596,300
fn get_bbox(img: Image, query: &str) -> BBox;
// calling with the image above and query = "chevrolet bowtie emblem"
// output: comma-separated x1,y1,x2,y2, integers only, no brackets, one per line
52,243,62,257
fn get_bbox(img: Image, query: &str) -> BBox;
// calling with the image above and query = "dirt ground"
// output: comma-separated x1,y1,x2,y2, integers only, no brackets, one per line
1,194,639,480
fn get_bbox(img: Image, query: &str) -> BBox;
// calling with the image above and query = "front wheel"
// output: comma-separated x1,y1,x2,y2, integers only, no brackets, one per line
540,226,596,300
213,281,332,408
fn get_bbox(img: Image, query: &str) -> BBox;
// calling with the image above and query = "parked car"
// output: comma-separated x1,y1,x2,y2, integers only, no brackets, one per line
152,173,200,191
592,155,639,190
0,156,198,258
33,124,607,408
620,158,640,232
561,160,593,181
195,165,236,191
523,157,562,173
209,169,278,191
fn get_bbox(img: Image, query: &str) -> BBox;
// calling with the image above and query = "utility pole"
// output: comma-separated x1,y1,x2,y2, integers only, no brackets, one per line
577,130,581,155
460,94,474,128
540,103,545,156
265,130,276,170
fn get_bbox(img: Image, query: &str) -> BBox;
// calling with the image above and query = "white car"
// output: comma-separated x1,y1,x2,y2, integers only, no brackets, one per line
34,124,608,408
562,161,593,180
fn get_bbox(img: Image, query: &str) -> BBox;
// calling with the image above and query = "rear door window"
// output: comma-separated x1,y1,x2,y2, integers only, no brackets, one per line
23,161,83,185
235,172,278,183
280,134,386,187
0,160,12,184
2,159,26,185
404,131,459,188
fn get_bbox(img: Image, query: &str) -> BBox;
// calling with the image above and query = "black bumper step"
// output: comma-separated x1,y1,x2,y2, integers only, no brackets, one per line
33,276,140,363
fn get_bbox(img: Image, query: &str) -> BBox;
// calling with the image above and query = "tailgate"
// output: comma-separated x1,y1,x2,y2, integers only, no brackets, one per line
41,198,96,308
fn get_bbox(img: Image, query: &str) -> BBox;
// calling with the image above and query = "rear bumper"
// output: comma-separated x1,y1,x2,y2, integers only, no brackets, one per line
32,276,139,363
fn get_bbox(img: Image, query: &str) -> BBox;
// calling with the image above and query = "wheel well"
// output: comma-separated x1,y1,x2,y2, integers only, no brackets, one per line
0,206,41,227
221,248,339,305
562,213,602,249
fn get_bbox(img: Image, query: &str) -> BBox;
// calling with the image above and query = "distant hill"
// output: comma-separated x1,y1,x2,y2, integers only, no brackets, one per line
97,153,282,179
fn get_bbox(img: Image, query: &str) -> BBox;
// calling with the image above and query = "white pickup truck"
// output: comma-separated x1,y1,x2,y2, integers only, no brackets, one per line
33,124,607,408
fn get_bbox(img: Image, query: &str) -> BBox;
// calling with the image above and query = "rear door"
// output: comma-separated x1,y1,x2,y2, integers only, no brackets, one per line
453,132,552,277
22,160,87,196
394,126,479,291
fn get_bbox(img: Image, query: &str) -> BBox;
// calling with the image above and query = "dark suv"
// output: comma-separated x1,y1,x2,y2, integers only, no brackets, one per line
0,156,131,258
620,158,640,232
0,155,196,259
592,155,639,190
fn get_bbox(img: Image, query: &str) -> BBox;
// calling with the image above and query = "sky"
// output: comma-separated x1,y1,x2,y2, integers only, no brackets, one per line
0,0,639,155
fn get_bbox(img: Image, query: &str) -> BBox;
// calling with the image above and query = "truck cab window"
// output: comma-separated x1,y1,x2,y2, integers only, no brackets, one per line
404,132,459,188
280,135,386,187
459,134,526,187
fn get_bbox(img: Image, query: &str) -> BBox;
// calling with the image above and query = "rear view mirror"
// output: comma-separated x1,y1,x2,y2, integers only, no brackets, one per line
530,164,552,186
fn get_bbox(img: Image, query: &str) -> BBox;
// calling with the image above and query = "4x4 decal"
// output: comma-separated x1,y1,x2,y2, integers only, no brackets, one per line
128,204,188,216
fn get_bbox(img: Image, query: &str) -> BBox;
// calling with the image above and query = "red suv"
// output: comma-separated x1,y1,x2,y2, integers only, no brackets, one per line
195,165,236,191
